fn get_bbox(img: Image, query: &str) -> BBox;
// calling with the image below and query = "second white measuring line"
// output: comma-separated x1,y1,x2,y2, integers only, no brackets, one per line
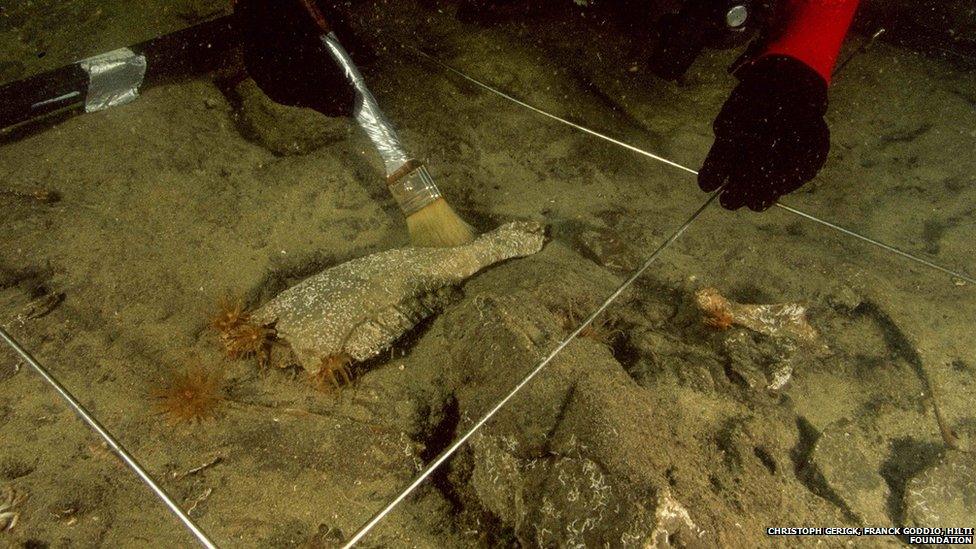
0,327,218,549
414,49,976,286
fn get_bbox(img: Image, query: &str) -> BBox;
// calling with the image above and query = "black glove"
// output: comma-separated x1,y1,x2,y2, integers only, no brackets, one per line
699,55,830,211
234,0,355,117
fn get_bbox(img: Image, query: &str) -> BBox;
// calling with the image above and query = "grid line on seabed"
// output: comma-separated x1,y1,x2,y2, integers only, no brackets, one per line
414,49,975,286
0,327,218,549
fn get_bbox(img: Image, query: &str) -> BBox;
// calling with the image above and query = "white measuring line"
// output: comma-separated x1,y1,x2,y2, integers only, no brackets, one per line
343,190,720,548
415,50,976,286
0,327,218,548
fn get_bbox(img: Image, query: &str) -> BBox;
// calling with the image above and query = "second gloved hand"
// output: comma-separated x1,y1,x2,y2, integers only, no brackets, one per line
698,55,830,211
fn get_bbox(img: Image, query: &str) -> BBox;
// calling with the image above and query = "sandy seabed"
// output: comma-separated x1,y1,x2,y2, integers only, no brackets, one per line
1,1,974,547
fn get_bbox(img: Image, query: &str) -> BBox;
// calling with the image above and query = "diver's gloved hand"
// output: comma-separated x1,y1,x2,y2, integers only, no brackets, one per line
234,0,355,117
699,55,830,211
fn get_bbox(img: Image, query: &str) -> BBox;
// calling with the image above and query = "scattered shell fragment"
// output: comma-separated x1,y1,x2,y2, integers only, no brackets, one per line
252,221,546,374
695,287,817,342
646,488,707,548
0,511,16,532
766,363,794,391
0,485,27,532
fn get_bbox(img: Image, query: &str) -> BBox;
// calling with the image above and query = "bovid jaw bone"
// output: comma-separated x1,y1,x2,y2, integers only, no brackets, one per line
225,221,546,382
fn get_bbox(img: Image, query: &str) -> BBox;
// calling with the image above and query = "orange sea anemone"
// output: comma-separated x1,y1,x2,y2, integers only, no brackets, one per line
555,300,623,347
219,322,276,367
312,353,354,391
152,365,223,424
211,295,278,367
211,295,251,334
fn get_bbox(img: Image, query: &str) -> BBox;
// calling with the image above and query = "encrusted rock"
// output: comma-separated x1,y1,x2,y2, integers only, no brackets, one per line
695,287,818,342
903,450,976,526
577,228,640,273
230,77,352,155
644,489,708,549
803,419,890,525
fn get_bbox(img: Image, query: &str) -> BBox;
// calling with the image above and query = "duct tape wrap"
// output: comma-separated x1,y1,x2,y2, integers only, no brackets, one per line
388,165,442,216
321,32,441,214
320,33,409,173
79,47,147,113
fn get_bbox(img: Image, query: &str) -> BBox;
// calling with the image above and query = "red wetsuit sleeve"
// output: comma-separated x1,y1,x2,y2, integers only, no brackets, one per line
762,0,861,83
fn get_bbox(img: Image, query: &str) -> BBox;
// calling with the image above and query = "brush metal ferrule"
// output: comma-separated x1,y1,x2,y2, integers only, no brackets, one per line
387,162,442,216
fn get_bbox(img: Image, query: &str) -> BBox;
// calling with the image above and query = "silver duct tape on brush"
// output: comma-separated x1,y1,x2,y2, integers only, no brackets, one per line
321,33,441,217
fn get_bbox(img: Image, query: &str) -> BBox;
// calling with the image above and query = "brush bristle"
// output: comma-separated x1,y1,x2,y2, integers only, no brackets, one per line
406,197,476,248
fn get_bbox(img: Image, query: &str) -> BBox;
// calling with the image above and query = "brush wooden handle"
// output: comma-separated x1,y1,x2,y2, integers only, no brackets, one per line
298,0,331,34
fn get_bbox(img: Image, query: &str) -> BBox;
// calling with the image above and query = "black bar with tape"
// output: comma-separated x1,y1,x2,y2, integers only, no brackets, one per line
0,15,238,133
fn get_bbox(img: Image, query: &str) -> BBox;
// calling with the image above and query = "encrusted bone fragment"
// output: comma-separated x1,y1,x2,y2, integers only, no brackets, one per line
252,221,545,374
694,287,817,342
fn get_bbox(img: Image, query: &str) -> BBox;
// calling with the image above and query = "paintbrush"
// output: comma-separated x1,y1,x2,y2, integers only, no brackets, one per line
240,0,474,247
316,29,475,248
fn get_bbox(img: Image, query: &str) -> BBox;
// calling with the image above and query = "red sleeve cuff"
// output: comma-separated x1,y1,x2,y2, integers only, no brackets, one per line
762,0,861,83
